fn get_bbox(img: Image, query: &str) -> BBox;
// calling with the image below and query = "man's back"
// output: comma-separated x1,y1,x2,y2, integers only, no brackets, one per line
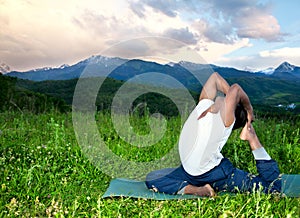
179,99,234,176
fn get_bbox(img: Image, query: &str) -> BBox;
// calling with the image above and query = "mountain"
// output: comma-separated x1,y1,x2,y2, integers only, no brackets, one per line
275,61,296,73
15,72,300,114
7,55,127,81
0,63,10,74
108,59,207,90
4,56,300,113
257,67,275,75
253,62,300,77
271,62,300,80
6,56,300,88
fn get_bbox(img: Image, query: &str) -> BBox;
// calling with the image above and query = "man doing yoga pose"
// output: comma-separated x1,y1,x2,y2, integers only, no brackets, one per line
145,72,281,196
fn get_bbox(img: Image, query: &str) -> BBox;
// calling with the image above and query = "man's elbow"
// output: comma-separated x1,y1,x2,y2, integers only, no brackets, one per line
212,72,221,80
228,83,241,93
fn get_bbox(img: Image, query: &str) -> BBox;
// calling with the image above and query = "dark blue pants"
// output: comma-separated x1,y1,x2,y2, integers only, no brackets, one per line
145,158,281,194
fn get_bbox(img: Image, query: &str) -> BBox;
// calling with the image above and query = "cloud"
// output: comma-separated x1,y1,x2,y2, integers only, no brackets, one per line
0,0,292,71
201,38,250,63
206,0,284,42
260,47,300,59
257,47,300,66
163,27,198,45
129,0,178,18
129,1,146,18
105,38,151,58
217,47,300,70
234,9,282,41
130,0,284,43
192,19,237,44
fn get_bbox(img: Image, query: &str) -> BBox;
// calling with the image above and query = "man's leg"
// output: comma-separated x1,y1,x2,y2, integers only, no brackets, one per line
145,167,189,195
240,123,281,193
145,166,215,196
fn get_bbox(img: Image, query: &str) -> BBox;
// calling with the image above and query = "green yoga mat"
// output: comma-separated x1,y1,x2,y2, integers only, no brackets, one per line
102,174,300,200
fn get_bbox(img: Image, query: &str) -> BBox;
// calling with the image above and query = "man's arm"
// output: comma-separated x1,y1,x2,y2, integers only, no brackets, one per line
199,72,230,101
222,84,254,127
197,72,230,120
198,72,254,127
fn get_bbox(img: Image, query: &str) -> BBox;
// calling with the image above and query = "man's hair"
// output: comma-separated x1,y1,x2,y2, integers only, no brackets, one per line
232,103,247,130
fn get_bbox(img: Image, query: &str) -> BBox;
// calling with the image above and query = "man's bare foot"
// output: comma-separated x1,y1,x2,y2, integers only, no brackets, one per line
184,184,216,197
240,123,262,150
240,123,256,141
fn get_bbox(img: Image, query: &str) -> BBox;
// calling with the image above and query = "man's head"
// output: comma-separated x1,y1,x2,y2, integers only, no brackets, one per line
233,103,248,130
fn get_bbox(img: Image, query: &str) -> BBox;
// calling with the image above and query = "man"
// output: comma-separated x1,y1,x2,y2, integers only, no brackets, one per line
145,72,281,196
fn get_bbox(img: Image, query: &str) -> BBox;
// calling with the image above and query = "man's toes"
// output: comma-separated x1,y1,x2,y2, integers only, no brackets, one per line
204,184,216,197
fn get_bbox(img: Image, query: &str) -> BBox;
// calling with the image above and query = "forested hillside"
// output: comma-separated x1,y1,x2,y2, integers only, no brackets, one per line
2,73,300,116
0,75,69,113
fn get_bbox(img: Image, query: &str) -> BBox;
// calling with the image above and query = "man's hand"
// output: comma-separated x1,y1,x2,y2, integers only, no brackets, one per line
246,107,255,127
197,107,211,120
197,103,220,120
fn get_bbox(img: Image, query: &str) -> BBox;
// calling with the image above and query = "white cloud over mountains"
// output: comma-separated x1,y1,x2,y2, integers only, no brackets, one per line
218,46,300,71
129,0,283,43
0,0,294,71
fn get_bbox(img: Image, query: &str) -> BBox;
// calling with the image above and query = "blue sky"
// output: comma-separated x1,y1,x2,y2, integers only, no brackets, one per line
221,0,300,69
0,0,299,71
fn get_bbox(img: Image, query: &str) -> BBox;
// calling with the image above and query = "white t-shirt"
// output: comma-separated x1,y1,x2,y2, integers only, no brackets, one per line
179,99,235,176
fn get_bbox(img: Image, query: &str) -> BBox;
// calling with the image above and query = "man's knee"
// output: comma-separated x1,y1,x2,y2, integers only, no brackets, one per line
145,168,175,190
146,168,174,182
145,168,187,195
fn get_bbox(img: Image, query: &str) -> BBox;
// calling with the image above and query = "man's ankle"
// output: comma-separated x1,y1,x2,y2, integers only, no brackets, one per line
248,135,262,150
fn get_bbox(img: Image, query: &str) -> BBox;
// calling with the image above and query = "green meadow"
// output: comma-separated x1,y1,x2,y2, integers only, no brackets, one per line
0,111,299,217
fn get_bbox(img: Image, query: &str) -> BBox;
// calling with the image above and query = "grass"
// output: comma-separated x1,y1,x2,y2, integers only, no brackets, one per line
0,111,299,217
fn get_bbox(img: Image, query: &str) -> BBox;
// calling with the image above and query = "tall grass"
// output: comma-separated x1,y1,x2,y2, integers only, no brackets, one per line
0,111,299,217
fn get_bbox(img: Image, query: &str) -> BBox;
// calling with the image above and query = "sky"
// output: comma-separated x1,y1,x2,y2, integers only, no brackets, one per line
0,0,300,72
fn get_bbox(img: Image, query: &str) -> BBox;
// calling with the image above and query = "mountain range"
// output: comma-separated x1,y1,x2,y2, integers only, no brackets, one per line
5,56,300,86
2,56,300,113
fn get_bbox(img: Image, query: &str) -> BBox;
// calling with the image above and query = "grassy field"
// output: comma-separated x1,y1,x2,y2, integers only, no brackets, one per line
0,111,299,217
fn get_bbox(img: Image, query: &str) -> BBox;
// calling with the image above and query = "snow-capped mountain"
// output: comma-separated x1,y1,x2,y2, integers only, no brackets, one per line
59,64,70,69
32,64,70,72
7,55,127,81
256,62,299,76
75,55,127,68
177,60,212,71
0,63,10,74
243,66,257,73
258,67,275,75
274,61,296,73
272,62,300,79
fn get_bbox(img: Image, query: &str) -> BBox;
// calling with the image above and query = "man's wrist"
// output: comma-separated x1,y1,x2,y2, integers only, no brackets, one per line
246,106,253,117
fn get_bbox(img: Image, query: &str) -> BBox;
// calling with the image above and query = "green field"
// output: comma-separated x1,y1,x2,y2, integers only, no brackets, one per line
0,111,299,217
